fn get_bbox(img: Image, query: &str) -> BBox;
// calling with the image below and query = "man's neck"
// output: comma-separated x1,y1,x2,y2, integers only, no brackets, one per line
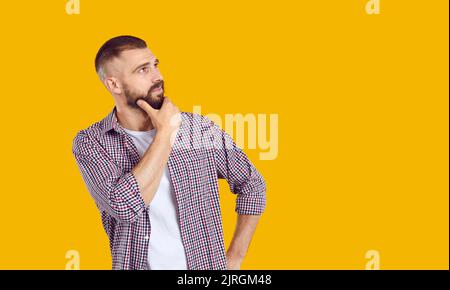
115,106,154,131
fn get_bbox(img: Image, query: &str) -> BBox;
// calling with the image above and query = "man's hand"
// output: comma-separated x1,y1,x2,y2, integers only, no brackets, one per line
132,97,182,206
137,97,181,139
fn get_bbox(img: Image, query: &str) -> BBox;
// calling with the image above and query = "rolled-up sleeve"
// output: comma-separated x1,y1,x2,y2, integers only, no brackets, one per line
72,131,146,223
207,118,267,215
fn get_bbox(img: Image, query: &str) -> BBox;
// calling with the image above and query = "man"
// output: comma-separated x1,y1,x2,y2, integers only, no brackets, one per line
72,35,266,270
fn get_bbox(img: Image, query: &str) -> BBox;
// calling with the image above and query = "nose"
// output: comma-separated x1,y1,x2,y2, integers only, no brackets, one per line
151,69,163,83
152,76,162,84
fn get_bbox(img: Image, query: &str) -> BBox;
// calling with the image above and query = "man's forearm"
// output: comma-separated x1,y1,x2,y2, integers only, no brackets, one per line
132,130,172,206
227,214,261,263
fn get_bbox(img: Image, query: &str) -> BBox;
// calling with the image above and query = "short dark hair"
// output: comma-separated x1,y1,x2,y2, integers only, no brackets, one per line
95,35,147,79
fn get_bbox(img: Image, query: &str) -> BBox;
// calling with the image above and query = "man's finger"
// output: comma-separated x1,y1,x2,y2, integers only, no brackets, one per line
136,99,157,116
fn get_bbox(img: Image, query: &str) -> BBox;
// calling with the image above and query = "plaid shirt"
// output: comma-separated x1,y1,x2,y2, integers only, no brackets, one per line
72,107,266,270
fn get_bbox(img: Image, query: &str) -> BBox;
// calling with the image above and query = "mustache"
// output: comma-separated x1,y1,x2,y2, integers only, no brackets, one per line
149,81,164,93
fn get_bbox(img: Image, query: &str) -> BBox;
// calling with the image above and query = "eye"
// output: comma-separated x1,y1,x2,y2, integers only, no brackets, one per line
138,67,149,73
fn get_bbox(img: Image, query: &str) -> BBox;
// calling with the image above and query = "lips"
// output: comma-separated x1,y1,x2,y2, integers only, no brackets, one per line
152,85,162,93
152,88,162,93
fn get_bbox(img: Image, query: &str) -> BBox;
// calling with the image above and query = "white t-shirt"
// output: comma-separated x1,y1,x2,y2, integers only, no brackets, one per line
122,127,188,270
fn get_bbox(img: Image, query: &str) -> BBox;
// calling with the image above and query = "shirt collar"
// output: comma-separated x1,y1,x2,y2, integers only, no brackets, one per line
101,106,122,135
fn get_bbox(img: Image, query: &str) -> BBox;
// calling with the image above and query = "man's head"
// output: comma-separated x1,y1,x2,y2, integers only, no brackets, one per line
95,35,165,110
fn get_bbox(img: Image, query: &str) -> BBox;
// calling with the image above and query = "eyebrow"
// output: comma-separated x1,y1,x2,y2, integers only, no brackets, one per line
132,59,159,72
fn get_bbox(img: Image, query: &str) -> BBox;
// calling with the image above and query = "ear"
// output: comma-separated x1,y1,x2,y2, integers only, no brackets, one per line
104,77,123,95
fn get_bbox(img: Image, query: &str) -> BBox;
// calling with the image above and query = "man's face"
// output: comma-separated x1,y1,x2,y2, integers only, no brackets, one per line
112,48,165,110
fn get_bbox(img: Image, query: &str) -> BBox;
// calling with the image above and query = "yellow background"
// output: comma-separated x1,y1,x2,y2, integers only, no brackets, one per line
0,0,447,269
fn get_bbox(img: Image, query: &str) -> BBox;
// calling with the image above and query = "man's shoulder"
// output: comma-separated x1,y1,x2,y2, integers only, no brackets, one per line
72,112,112,155
180,111,214,127
72,124,99,156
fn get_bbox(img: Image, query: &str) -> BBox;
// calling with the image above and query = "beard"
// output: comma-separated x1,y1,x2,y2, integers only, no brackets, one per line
124,80,165,110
